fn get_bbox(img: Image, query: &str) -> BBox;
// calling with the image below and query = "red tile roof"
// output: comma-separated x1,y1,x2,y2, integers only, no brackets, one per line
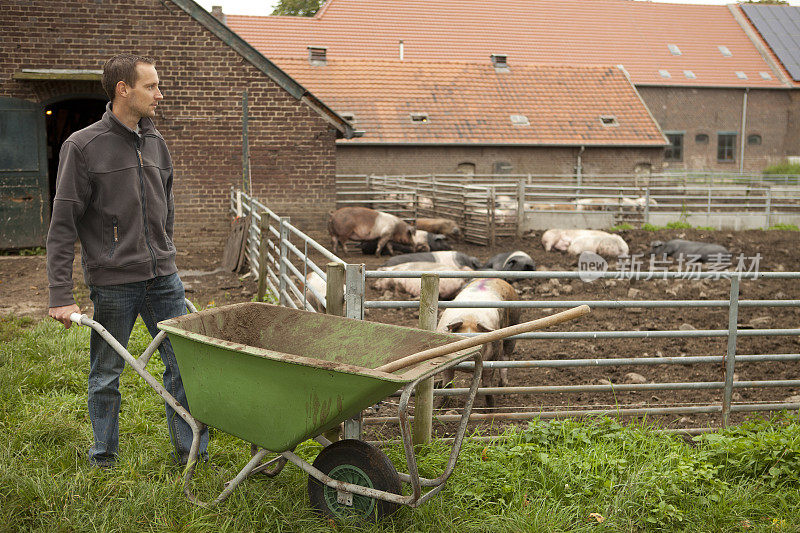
270,58,666,145
226,0,791,88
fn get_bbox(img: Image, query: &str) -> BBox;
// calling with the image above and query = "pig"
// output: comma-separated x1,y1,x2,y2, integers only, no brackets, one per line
371,262,473,299
436,278,521,407
383,250,483,270
358,230,451,255
526,202,577,211
415,217,462,241
650,239,729,262
541,229,614,252
327,207,415,256
481,251,536,272
302,271,328,313
566,234,629,257
574,197,618,211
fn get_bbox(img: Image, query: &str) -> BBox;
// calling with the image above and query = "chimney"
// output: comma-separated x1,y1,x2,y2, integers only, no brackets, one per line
491,53,509,71
210,5,226,24
308,46,328,66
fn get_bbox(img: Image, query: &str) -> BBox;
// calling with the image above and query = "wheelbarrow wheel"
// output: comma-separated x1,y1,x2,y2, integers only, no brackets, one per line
308,439,401,522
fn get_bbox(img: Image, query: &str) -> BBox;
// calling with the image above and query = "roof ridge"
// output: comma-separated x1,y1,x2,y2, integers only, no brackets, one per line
273,57,623,70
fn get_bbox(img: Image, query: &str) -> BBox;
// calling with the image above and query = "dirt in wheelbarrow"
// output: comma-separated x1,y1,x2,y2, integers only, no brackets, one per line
2,228,799,435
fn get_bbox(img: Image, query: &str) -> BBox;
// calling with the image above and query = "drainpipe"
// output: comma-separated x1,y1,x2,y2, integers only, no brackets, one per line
739,88,749,174
576,145,585,194
399,40,404,61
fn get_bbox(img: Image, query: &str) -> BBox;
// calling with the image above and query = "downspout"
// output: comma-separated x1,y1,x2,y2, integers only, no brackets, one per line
739,88,749,174
576,145,585,194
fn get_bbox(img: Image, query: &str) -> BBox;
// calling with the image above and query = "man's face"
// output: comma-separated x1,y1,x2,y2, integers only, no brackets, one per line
125,63,163,119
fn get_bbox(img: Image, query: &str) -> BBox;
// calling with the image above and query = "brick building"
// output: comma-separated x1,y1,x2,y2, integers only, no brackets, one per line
270,58,666,176
224,0,800,176
0,0,352,249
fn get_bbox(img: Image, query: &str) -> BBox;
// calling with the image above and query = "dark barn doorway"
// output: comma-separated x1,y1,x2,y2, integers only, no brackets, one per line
45,97,106,211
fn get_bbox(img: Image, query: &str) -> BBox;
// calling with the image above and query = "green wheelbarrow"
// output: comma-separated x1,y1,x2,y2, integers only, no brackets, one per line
70,301,589,521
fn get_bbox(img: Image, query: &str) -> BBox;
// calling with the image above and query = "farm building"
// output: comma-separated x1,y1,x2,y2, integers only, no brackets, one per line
221,0,800,176
0,0,353,250
265,58,668,176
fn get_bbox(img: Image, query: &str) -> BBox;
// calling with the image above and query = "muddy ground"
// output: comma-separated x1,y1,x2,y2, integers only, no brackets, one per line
2,227,799,433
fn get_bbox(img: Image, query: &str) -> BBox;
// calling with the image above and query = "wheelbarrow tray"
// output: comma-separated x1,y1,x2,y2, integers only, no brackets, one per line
158,302,477,453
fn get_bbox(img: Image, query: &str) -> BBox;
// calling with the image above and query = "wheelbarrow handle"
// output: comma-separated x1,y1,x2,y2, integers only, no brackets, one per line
376,304,591,374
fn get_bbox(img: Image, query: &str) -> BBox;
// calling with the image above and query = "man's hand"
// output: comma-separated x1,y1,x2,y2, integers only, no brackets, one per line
49,304,82,328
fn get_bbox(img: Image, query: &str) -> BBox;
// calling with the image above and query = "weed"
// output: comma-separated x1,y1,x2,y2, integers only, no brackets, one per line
665,221,693,230
767,223,799,231
607,223,634,232
642,223,663,231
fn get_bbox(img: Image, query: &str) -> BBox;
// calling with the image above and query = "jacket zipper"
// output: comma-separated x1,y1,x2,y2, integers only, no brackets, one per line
136,137,158,277
108,216,119,258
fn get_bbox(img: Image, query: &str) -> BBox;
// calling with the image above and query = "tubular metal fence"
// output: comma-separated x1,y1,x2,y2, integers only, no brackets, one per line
232,189,800,436
336,174,800,244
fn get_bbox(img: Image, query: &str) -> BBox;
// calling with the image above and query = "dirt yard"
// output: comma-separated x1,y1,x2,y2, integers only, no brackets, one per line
2,227,798,432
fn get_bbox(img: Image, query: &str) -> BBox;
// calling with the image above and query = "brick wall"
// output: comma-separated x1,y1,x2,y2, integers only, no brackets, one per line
638,86,795,172
0,0,337,252
336,145,664,177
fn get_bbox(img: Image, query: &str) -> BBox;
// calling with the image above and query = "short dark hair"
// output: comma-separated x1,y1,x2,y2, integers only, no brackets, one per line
101,54,156,102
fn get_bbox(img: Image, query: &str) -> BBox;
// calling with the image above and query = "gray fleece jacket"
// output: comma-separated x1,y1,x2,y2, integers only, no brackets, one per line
47,103,177,307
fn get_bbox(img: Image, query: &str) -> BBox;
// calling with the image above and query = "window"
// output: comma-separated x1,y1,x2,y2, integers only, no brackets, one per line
457,162,476,175
668,44,682,56
683,70,696,79
760,71,772,80
493,161,513,174
600,115,618,127
307,46,327,65
718,45,732,57
735,71,748,80
664,133,684,162
748,134,762,146
658,69,671,78
695,133,709,144
410,113,429,123
718,133,736,162
510,114,529,126
491,54,508,70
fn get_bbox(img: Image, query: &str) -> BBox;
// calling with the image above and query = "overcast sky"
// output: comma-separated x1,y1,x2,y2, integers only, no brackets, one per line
195,0,800,17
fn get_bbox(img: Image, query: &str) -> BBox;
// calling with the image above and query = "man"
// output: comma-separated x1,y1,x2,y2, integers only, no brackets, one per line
47,54,208,467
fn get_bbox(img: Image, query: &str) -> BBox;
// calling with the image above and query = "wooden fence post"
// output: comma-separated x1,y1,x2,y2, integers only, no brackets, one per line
256,213,269,301
516,179,526,239
413,273,439,446
323,262,346,442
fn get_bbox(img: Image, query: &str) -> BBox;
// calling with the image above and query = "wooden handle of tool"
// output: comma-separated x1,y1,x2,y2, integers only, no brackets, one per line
376,304,590,374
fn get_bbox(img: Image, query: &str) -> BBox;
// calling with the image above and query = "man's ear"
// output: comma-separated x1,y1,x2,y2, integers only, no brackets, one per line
115,80,129,99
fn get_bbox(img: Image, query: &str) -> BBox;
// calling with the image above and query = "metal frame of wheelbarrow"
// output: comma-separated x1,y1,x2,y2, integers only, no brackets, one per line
69,302,589,513
67,306,484,510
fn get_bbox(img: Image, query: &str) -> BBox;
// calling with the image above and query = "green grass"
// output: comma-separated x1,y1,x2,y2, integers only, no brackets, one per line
606,223,634,232
767,224,799,231
2,316,800,532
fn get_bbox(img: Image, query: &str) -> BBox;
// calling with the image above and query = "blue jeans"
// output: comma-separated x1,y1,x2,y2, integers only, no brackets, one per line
88,273,209,465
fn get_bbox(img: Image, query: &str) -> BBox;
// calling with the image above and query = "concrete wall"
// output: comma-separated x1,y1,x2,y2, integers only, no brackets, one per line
0,0,337,252
336,145,664,177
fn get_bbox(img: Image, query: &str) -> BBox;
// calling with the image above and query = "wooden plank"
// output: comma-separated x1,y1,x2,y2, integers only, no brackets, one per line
222,215,249,271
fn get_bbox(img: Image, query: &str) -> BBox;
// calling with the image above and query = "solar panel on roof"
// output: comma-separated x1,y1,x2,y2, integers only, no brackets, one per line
742,4,800,81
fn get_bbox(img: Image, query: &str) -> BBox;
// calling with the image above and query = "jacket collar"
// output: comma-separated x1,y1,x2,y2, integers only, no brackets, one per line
102,101,160,139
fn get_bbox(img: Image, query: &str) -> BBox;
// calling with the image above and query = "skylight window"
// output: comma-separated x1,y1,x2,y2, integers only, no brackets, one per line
658,69,671,78
718,45,732,57
510,114,530,126
684,70,696,79
491,53,509,70
760,71,772,80
307,45,328,65
668,44,682,56
410,113,429,123
600,115,619,127
735,71,748,79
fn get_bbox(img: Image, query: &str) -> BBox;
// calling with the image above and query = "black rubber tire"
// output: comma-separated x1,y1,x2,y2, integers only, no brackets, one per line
308,439,402,522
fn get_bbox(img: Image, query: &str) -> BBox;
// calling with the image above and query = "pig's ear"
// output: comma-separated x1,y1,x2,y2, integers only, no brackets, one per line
476,322,495,333
445,320,464,332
